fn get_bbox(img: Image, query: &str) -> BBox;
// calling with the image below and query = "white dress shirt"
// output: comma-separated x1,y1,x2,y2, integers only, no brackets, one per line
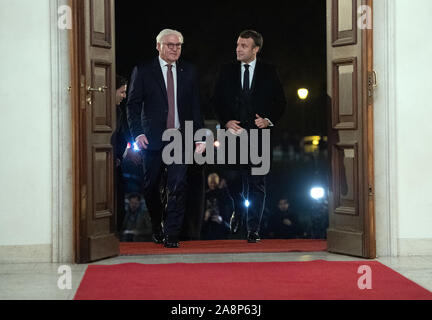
241,59,256,90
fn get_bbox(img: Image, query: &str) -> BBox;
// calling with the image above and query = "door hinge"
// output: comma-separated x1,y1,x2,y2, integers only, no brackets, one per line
368,185,374,196
81,184,87,220
368,70,377,98
80,75,86,110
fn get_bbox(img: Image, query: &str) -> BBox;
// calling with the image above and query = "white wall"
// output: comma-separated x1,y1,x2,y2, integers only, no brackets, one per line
374,0,432,256
0,0,52,251
394,0,432,254
394,0,432,240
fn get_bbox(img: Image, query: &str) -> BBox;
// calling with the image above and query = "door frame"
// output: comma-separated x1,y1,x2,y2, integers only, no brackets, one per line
364,0,376,258
69,0,86,263
51,0,398,263
50,0,75,263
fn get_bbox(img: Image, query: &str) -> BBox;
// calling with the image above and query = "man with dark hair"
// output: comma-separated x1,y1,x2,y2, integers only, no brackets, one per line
267,198,302,239
121,193,153,242
239,30,264,50
212,30,286,243
116,75,128,104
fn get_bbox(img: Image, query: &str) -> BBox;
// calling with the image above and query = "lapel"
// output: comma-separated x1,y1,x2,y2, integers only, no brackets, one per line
176,60,185,115
151,57,168,105
250,59,260,93
236,62,242,92
176,61,185,104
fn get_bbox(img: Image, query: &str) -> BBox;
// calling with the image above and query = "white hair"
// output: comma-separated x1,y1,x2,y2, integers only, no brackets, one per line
156,29,184,45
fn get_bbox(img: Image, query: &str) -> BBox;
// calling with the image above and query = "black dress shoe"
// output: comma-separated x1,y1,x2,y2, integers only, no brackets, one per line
230,213,241,234
152,233,164,244
164,236,180,248
247,231,261,243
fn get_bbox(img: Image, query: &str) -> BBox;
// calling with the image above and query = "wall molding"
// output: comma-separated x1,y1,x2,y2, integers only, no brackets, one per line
398,239,432,256
50,0,74,263
0,245,52,263
373,0,399,257
386,0,399,258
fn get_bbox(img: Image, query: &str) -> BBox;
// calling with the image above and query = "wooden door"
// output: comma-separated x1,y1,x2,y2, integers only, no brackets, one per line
326,0,376,258
71,0,119,263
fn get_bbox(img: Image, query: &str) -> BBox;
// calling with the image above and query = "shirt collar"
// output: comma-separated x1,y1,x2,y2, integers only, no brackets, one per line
242,58,257,69
159,56,176,68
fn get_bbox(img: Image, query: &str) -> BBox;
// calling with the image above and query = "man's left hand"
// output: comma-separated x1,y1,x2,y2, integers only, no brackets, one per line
255,114,270,129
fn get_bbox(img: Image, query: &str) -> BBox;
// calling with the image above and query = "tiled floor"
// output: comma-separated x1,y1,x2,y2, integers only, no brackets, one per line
0,252,431,300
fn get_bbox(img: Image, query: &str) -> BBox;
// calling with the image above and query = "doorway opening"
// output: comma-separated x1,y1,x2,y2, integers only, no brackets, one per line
113,0,329,246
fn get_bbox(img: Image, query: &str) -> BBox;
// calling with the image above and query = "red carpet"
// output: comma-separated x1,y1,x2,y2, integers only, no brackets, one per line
120,239,327,255
74,260,432,300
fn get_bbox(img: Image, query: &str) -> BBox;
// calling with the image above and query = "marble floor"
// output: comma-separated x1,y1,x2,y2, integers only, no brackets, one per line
0,252,431,300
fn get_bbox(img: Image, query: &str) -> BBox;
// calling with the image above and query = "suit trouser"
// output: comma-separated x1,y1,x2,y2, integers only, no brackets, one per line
141,149,188,237
224,166,266,233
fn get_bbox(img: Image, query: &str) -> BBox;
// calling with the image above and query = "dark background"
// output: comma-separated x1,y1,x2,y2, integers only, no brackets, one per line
116,0,330,238
115,0,327,136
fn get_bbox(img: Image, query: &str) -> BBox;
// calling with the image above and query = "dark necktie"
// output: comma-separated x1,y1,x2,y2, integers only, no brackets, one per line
166,64,175,129
243,64,250,92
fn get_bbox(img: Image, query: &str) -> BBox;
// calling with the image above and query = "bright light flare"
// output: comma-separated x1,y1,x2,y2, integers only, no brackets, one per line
298,88,309,100
310,187,325,200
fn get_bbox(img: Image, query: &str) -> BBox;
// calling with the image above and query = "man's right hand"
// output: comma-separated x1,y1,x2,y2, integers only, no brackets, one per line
136,134,149,150
225,120,244,135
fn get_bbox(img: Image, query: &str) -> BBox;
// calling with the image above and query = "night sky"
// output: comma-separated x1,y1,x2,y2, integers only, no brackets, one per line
115,0,327,137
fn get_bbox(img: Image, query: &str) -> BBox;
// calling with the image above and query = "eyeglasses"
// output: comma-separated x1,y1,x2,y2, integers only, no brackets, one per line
163,42,182,50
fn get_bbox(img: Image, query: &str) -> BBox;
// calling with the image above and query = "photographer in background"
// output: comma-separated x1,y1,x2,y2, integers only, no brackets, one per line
201,173,231,240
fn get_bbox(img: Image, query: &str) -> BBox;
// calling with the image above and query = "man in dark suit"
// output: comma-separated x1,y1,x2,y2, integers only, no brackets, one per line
212,30,286,243
127,29,205,248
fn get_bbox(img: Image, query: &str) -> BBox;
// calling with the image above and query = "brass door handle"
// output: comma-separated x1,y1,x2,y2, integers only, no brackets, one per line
87,86,108,93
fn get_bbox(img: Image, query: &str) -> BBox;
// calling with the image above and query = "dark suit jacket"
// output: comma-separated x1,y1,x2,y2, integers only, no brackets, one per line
111,102,133,161
212,59,286,130
127,57,204,151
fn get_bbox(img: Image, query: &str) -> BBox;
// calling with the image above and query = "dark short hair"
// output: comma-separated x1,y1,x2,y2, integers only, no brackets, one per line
239,30,263,50
128,192,141,201
116,75,128,90
279,198,289,204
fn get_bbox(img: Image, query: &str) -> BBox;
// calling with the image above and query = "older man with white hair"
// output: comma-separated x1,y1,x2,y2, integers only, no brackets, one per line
127,29,204,248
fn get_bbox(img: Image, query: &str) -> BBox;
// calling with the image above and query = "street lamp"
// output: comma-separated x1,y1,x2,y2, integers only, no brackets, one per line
297,88,309,136
298,88,309,100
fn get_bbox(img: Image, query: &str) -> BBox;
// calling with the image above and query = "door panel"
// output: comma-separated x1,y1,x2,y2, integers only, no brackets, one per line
332,57,358,129
91,60,113,131
72,0,118,263
90,0,113,48
326,0,375,258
